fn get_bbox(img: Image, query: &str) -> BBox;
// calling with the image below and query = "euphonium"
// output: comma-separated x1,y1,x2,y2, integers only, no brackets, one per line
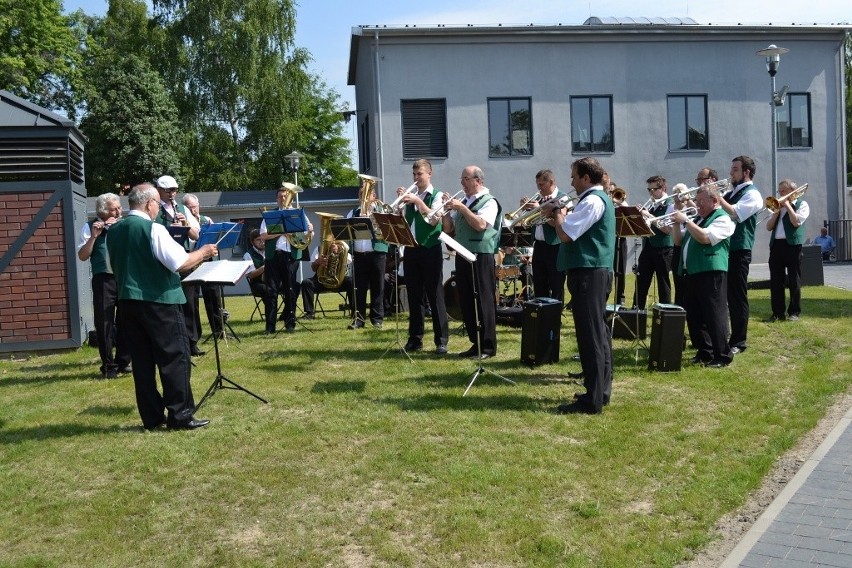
765,183,808,213
505,194,575,232
314,212,349,289
278,182,310,250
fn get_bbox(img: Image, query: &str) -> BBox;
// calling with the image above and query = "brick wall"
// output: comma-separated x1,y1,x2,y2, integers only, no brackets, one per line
0,192,71,343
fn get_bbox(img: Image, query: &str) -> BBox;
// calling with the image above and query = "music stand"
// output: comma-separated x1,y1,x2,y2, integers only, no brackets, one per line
198,222,243,343
329,217,374,327
183,259,268,410
262,208,308,236
612,207,653,360
367,213,417,361
439,232,516,396
167,225,191,247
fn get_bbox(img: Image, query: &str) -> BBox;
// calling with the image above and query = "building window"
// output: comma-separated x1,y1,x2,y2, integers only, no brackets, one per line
401,99,447,159
487,97,532,156
570,96,613,153
777,93,811,148
359,114,370,172
667,95,708,151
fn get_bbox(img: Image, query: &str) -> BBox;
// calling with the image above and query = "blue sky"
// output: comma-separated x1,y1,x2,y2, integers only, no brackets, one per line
62,0,849,159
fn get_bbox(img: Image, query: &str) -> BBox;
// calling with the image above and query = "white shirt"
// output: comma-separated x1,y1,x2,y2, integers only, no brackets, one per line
345,208,374,253
772,200,810,240
451,188,498,227
110,210,189,273
559,185,606,242
534,187,561,241
728,182,763,223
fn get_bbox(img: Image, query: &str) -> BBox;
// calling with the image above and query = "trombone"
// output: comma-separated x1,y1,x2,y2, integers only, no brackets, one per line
765,183,808,213
504,194,575,232
640,178,730,210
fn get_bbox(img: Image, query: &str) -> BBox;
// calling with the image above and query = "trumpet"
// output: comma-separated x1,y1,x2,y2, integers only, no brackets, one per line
424,190,465,223
650,206,698,228
505,194,575,232
641,179,730,210
504,193,542,223
765,183,808,213
387,183,418,213
610,187,627,205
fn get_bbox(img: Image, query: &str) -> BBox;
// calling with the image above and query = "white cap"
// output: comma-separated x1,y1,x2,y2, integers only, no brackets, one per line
156,175,179,189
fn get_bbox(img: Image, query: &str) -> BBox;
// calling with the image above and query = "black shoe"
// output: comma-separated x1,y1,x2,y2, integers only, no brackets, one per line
144,416,167,431
556,401,601,415
705,359,730,368
167,417,210,430
435,344,448,355
302,313,315,320
118,364,132,374
404,340,423,353
190,347,206,357
788,314,800,321
690,355,712,365
567,371,584,379
767,314,785,323
478,353,493,360
371,321,383,329
730,346,744,355
574,393,610,406
458,346,478,358
348,320,365,330
104,368,118,379
285,325,295,333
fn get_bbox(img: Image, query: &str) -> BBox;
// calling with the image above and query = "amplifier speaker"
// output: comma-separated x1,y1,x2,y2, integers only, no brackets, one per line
648,305,686,372
606,308,647,340
520,298,562,366
800,245,824,286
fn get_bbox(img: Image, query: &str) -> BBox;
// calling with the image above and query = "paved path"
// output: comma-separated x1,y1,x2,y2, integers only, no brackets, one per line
720,262,852,567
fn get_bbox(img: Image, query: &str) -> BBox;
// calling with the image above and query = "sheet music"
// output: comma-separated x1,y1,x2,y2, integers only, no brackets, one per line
183,260,254,285
438,232,477,263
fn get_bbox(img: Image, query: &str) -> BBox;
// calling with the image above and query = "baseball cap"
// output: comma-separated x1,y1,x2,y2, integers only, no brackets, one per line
156,175,179,189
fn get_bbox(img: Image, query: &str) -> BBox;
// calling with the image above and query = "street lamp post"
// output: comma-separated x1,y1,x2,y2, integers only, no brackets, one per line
285,150,304,280
755,44,789,197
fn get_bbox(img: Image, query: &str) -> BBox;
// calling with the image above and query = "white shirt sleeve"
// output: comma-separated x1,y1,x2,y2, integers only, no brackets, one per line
731,187,764,223
150,222,190,273
560,190,606,242
77,222,92,253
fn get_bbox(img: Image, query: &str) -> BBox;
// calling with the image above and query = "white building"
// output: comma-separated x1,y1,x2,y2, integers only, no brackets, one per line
348,18,851,262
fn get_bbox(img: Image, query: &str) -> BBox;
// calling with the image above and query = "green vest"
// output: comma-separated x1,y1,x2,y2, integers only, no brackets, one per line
404,190,442,248
646,203,674,248
769,199,805,246
537,190,567,245
557,189,615,271
453,194,502,254
106,214,185,304
247,246,265,269
680,208,730,276
729,183,760,252
352,208,389,253
87,220,111,275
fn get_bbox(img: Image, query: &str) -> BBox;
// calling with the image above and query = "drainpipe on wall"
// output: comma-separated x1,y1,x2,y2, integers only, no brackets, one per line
373,29,386,201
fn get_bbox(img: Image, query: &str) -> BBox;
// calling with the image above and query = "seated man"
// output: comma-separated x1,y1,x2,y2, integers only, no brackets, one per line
301,242,353,319
813,226,836,262
243,229,275,320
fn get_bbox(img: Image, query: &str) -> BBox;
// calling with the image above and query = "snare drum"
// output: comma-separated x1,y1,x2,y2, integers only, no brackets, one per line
495,264,521,281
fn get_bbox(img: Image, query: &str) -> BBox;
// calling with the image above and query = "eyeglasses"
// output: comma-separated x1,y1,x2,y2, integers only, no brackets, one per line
460,176,474,181
647,186,661,192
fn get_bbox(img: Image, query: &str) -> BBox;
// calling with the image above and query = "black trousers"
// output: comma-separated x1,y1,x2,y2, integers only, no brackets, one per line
352,251,386,325
301,276,353,315
249,278,275,320
683,271,732,363
91,273,131,374
265,251,299,332
634,245,672,309
531,240,565,302
201,283,224,334
727,248,752,350
769,241,803,317
119,299,196,429
455,253,497,355
671,245,685,307
612,237,628,305
567,268,613,412
404,245,448,347
180,281,201,348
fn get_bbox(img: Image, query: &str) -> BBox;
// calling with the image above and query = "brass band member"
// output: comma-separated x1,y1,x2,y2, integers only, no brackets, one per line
604,173,628,306
243,229,275,322
300,242,353,320
442,165,501,359
671,184,735,367
721,156,763,355
346,186,387,329
77,192,131,378
766,179,809,322
155,175,204,356
183,193,224,338
546,157,615,414
260,185,313,334
635,175,673,309
397,159,450,354
529,169,568,302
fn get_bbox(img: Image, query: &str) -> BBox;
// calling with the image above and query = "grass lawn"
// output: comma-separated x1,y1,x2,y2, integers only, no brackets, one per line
1,279,851,567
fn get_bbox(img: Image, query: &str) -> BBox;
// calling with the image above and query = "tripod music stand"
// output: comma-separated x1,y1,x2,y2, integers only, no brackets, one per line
368,212,418,361
183,259,268,410
329,216,374,327
611,207,653,360
197,222,244,344
439,233,516,396
262,209,313,334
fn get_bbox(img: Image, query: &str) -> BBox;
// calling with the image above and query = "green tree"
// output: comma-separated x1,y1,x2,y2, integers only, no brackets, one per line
0,0,82,117
79,54,182,196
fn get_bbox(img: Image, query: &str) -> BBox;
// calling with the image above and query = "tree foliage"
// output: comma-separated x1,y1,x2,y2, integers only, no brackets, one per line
0,0,82,117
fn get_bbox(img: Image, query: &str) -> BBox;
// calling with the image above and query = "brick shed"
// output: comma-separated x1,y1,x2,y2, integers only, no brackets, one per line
0,90,89,353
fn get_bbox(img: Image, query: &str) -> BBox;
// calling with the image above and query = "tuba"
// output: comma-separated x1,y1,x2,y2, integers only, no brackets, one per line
314,212,350,289
279,182,310,250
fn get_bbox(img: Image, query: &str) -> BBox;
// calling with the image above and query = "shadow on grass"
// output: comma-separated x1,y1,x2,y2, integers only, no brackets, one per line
0,422,149,444
78,405,136,417
371,390,564,412
311,380,366,394
0,368,103,388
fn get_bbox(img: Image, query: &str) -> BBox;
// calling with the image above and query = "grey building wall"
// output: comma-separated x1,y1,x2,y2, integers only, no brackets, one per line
350,24,850,264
